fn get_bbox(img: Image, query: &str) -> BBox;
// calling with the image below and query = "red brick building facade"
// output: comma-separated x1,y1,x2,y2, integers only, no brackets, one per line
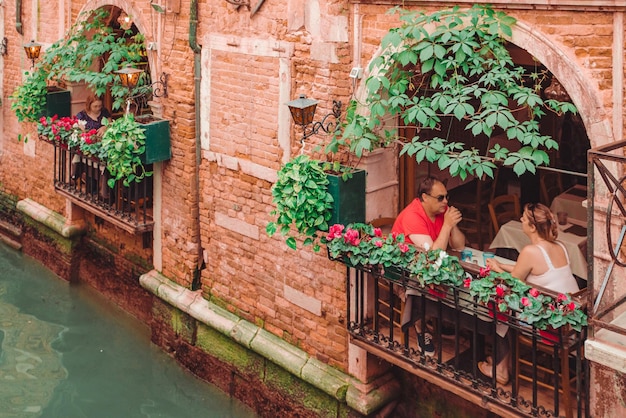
1,1,625,416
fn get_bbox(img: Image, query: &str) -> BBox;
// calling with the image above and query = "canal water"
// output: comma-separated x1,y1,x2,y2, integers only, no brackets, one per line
0,242,257,418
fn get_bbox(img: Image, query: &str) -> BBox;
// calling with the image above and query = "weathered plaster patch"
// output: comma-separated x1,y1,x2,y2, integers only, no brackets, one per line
284,284,322,316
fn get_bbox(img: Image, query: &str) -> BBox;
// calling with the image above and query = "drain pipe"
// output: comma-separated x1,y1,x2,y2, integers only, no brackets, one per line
189,0,204,290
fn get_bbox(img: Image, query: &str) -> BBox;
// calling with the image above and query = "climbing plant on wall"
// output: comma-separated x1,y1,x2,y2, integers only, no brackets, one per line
329,5,577,179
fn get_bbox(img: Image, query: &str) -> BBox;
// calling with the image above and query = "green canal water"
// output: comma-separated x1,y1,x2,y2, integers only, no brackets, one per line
0,242,257,418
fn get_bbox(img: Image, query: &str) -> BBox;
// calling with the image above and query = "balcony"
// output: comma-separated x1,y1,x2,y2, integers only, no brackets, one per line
336,256,588,417
51,142,154,234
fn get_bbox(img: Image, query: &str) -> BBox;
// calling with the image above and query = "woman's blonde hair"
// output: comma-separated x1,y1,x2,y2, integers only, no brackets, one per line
524,203,558,241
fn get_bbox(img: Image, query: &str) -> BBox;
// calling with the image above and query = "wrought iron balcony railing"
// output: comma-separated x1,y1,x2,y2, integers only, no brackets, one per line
338,258,588,418
50,142,154,234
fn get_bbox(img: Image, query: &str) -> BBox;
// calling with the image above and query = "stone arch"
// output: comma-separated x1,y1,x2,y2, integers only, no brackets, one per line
80,1,159,87
355,18,614,149
509,20,613,148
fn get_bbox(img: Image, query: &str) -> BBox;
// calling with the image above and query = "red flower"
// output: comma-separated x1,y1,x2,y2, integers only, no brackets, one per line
479,266,490,277
391,232,399,241
557,293,568,302
344,228,360,246
567,302,576,311
521,297,530,307
374,240,383,248
398,243,409,253
373,227,382,237
529,288,540,298
326,224,345,240
495,285,505,297
463,278,472,288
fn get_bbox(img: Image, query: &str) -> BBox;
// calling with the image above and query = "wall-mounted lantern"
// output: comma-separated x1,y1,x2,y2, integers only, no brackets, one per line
285,94,342,144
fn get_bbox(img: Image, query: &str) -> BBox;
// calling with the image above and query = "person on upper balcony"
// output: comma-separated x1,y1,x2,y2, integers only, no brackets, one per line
392,176,466,251
76,94,111,135
73,94,112,200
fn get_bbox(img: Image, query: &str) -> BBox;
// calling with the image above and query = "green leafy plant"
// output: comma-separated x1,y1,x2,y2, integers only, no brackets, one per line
466,266,530,312
266,155,334,251
408,246,466,288
11,68,48,123
518,289,588,332
9,8,147,123
100,114,151,187
78,129,106,160
330,5,577,179
465,266,587,331
324,222,416,267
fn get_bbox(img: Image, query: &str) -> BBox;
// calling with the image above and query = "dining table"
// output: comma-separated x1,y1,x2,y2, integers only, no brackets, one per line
488,220,588,280
550,184,588,224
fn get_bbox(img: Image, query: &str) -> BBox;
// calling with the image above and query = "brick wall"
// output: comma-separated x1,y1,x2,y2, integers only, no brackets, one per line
1,0,623,383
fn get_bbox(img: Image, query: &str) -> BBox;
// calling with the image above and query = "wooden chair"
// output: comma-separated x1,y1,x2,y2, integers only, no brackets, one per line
540,171,563,206
488,194,521,235
450,175,495,250
514,288,587,418
370,217,396,235
514,329,581,418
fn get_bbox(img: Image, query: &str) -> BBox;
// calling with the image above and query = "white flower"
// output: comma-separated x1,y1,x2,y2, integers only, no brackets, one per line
423,242,430,251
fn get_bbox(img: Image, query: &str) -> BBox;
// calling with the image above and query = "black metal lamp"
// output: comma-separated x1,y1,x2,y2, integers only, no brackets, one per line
286,94,342,143
23,40,41,67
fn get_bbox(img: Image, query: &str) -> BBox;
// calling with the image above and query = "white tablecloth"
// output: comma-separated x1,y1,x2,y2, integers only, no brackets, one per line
488,220,587,280
550,185,587,223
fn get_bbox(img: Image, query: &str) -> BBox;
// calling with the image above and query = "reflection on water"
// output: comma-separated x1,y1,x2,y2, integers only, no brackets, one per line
0,243,256,418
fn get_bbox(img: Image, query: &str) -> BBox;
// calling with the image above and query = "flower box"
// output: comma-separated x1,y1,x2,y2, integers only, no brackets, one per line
327,169,366,226
136,115,171,164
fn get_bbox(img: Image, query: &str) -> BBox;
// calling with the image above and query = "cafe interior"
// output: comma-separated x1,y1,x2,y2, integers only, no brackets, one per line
396,65,590,288
361,46,590,417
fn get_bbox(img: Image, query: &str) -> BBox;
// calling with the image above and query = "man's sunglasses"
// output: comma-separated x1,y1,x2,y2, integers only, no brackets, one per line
425,193,449,202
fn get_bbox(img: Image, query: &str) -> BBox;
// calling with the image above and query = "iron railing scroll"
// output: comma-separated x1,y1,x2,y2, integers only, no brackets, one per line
589,140,626,338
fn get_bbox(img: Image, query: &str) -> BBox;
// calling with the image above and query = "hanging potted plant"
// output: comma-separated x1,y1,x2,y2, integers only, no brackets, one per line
100,114,152,188
266,97,366,251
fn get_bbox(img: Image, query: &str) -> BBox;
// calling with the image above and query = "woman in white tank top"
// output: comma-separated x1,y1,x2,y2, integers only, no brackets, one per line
480,203,580,383
486,202,580,293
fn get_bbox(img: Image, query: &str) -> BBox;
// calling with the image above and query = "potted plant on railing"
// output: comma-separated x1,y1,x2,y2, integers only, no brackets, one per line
36,115,83,147
325,222,588,331
325,222,416,269
266,152,367,251
465,266,587,331
408,245,466,298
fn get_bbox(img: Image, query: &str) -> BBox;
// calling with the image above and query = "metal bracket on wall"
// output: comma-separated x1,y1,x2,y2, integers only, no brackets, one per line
16,0,23,34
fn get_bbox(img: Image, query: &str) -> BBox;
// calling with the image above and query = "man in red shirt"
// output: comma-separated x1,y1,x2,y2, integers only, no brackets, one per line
392,176,465,251
393,176,466,355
